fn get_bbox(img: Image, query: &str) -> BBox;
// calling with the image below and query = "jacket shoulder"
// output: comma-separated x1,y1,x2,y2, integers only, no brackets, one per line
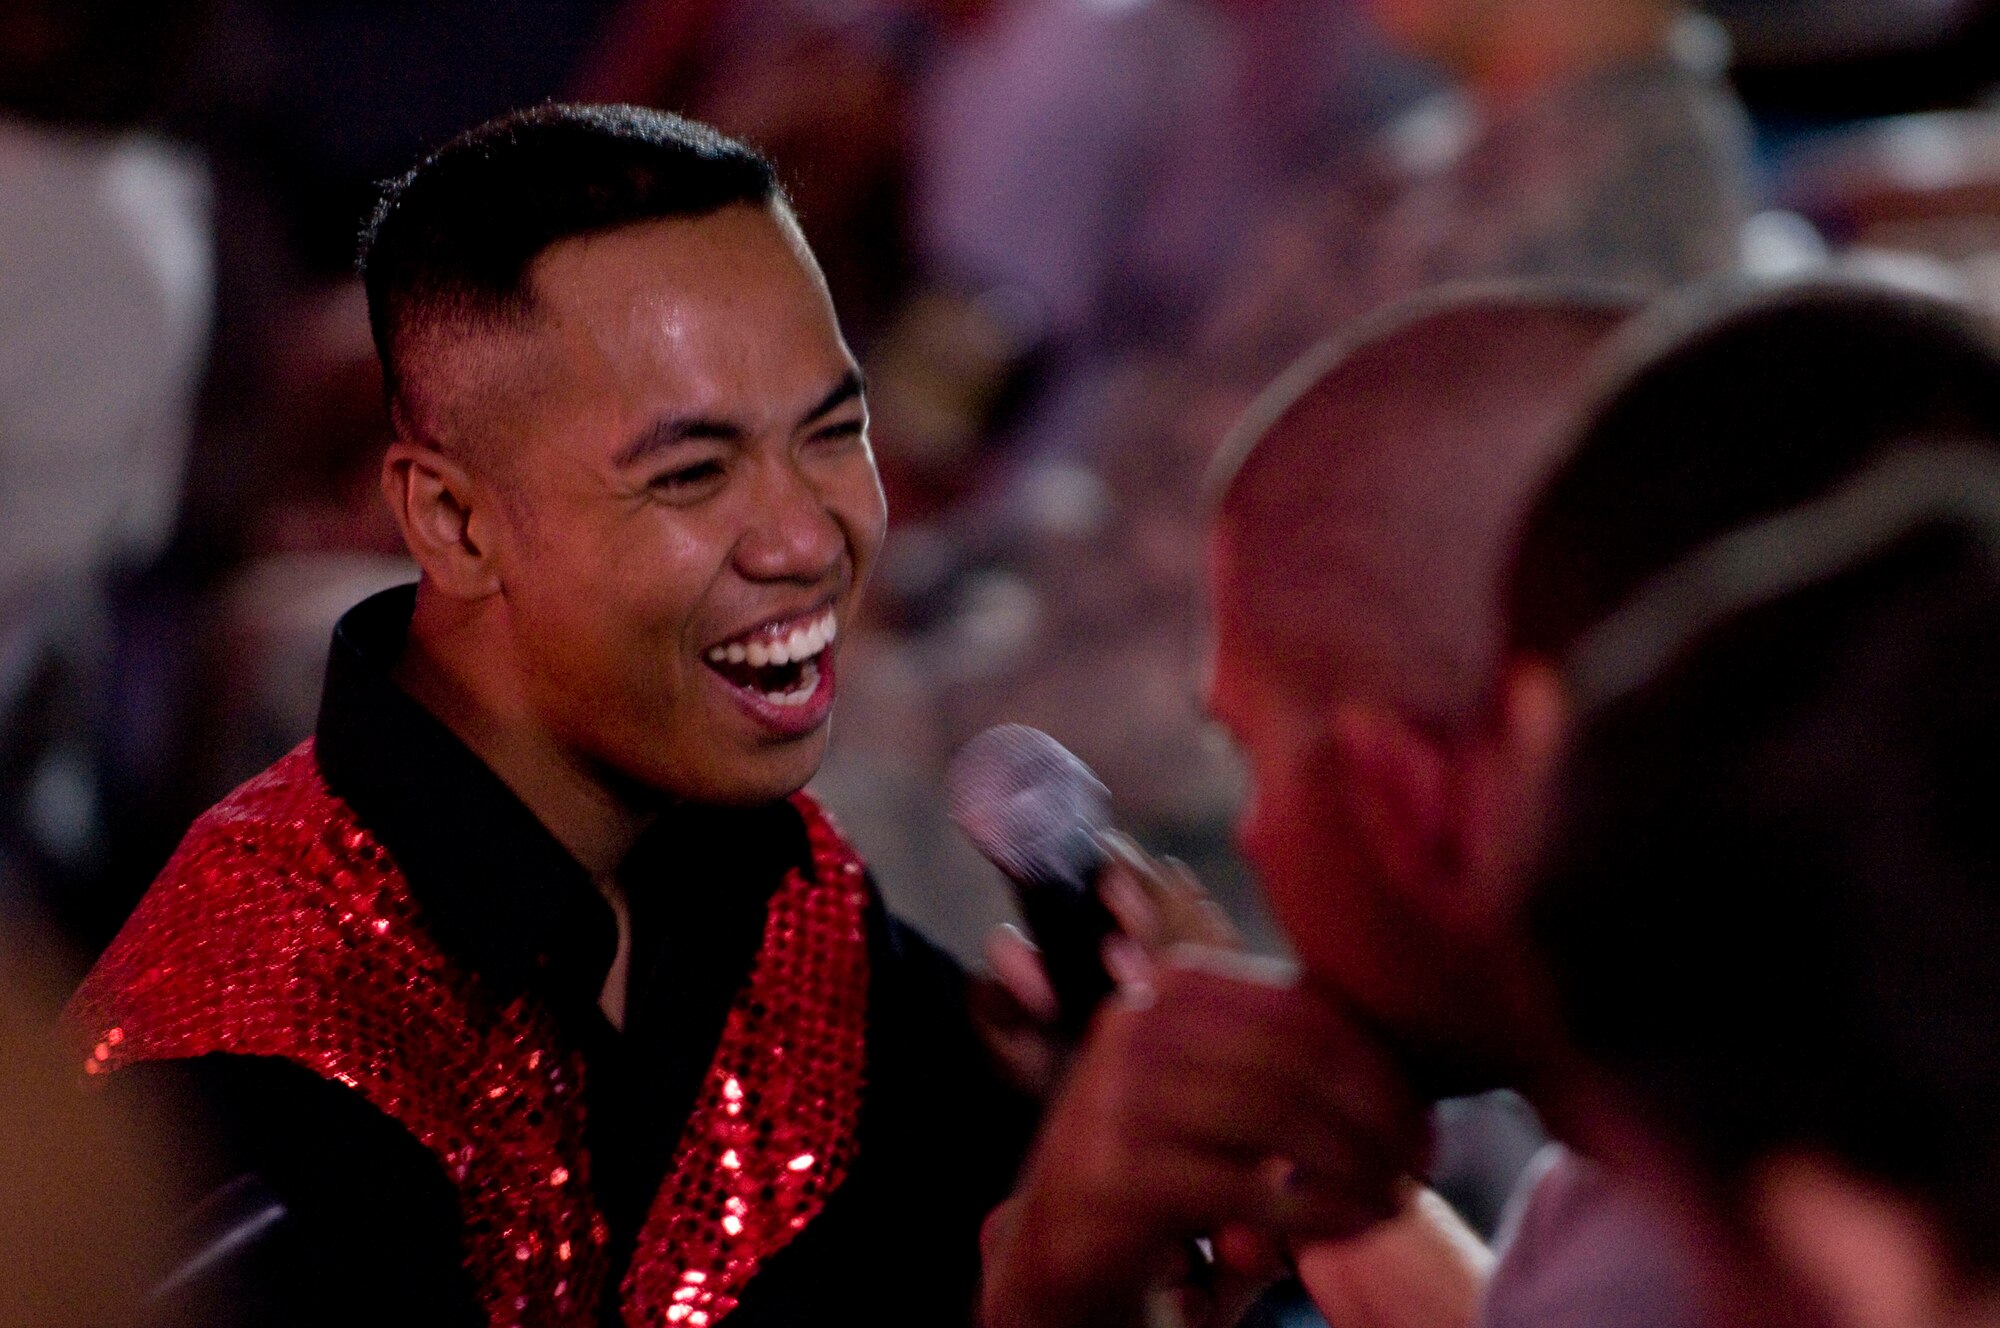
67,740,416,1074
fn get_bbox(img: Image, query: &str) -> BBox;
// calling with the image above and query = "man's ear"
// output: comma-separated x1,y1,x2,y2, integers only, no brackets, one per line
381,439,502,600
1456,656,1568,931
1325,701,1453,900
1756,1155,1964,1328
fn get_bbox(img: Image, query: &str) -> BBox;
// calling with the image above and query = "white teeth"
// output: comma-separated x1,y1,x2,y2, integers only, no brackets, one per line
708,610,838,674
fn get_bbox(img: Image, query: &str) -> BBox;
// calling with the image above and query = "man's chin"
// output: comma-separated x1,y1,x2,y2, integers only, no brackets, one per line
665,732,830,808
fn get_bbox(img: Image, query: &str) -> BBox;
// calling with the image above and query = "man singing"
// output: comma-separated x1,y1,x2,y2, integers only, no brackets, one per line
70,105,1030,1327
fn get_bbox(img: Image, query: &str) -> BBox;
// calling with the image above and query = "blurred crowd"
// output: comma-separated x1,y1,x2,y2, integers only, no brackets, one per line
6,3,2000,1318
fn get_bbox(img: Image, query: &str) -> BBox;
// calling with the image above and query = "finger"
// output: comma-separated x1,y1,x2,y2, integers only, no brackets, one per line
1096,837,1168,948
1099,864,1166,951
985,923,1061,1025
966,974,1062,1098
1154,855,1242,948
1101,932,1156,998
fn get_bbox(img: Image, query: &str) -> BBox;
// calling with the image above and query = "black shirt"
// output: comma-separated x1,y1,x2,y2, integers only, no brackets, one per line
116,586,1035,1327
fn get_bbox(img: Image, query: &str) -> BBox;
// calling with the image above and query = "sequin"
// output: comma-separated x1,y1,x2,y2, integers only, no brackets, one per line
619,790,870,1327
67,741,872,1328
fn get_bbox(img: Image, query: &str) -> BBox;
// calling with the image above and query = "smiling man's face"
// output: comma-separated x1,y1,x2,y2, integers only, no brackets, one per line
472,202,886,805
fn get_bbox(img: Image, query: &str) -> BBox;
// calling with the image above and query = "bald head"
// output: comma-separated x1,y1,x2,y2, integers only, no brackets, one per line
1212,288,1638,731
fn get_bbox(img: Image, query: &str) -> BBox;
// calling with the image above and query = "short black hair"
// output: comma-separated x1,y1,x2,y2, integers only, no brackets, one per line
1529,450,2000,1277
359,102,781,418
1506,277,2000,658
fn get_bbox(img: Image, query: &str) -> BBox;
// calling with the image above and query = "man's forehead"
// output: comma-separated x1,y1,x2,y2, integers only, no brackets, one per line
511,208,851,405
527,203,814,308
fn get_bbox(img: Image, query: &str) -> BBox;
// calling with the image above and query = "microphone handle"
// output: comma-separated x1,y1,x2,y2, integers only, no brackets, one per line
1015,867,1119,1037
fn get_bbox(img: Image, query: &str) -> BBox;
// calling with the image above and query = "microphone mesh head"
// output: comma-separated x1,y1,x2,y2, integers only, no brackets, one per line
945,724,1110,884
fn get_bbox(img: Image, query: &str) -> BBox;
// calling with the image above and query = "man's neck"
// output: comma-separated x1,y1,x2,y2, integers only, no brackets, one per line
394,589,660,880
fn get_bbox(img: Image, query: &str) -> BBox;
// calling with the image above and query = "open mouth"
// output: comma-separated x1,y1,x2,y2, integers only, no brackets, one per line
703,607,837,709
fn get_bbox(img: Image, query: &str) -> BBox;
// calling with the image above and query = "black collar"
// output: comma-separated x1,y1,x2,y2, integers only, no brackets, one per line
314,586,621,1012
313,588,810,1025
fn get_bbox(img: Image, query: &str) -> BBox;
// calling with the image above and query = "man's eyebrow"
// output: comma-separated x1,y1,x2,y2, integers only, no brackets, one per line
801,370,866,426
612,371,866,468
613,414,746,468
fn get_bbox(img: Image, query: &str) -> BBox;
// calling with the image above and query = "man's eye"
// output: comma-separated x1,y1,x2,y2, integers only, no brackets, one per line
652,460,725,493
810,419,865,446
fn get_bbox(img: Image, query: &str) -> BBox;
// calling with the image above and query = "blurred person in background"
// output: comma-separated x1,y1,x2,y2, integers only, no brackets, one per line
914,0,1425,383
67,105,1033,1328
0,0,213,970
980,285,1735,1328
1207,0,1757,382
579,0,972,350
1525,445,2000,1328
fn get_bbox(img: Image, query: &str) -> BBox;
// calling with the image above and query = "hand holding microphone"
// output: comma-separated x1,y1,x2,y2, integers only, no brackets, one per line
946,724,1238,1041
951,726,1439,1328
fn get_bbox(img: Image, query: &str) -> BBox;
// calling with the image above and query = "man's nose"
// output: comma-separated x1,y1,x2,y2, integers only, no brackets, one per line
733,456,845,584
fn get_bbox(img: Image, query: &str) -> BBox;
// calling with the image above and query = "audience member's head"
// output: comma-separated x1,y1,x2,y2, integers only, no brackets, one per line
1486,280,2000,950
1509,277,2000,666
1529,446,2000,1328
1205,283,1637,1090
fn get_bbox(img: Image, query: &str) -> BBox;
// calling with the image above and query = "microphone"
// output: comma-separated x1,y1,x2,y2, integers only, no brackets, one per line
946,724,1121,1035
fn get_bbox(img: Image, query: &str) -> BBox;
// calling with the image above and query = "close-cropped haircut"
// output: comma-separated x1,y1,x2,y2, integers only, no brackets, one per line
1209,282,1640,730
359,103,781,438
1507,275,2000,660
1531,447,2000,1279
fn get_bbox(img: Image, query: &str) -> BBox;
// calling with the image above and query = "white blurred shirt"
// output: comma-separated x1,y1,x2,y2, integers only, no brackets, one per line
1481,1146,1704,1328
0,117,211,617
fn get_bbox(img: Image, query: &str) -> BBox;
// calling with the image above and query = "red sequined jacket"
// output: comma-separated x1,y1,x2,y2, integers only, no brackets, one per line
70,742,871,1328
